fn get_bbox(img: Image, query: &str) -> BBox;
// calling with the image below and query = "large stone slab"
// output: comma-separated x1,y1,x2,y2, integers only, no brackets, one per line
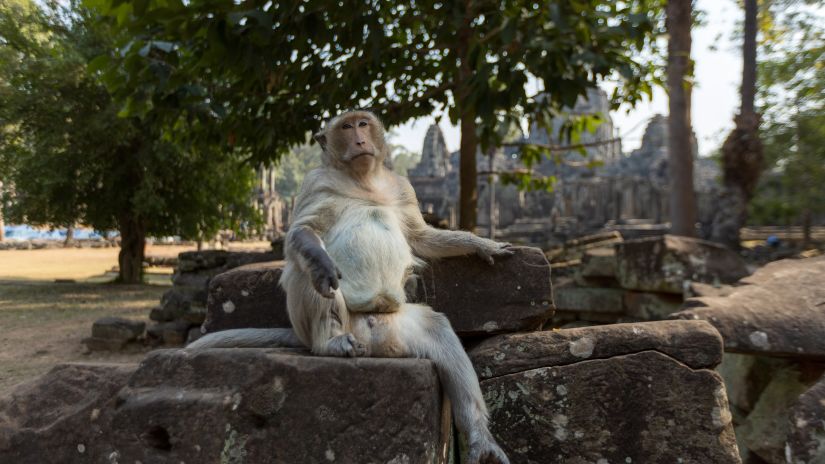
578,246,616,278
411,246,554,335
616,234,750,294
553,286,624,314
0,351,451,463
470,320,724,379
201,261,290,334
203,246,554,337
470,321,740,463
674,256,825,359
110,349,450,463
0,363,137,464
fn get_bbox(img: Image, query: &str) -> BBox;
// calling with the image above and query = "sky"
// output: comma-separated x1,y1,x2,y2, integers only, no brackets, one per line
389,0,743,158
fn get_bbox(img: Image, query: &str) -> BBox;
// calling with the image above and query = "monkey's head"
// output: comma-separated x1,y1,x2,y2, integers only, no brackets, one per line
314,110,389,175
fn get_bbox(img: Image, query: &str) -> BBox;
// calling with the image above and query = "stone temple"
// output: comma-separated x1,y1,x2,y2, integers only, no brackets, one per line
408,88,720,246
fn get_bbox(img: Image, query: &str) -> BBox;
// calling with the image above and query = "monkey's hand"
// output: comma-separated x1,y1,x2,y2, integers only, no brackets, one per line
307,254,342,299
475,240,514,265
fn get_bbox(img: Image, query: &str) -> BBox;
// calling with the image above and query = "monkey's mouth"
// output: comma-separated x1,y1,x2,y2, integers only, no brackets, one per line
351,152,375,160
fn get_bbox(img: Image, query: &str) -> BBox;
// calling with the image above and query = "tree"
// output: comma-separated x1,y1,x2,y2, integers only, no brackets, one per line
709,0,764,249
666,0,697,237
748,0,824,246
0,1,260,282
90,0,667,231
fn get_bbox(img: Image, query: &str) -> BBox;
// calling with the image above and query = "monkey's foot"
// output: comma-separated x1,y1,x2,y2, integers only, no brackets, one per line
324,333,367,357
467,437,510,464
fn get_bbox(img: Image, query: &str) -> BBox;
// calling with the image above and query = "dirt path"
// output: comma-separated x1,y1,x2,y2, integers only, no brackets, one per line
0,281,169,395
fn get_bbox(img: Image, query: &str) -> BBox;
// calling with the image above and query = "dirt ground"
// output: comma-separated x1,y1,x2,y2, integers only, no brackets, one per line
0,242,270,396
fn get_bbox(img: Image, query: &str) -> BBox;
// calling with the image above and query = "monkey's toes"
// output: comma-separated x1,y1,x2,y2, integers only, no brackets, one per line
467,441,509,464
326,333,367,357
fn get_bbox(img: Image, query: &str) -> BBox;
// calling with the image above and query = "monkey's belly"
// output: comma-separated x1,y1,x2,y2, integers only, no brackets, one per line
325,206,413,312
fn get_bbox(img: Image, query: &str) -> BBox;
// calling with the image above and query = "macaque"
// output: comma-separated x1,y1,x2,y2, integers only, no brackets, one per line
190,110,511,463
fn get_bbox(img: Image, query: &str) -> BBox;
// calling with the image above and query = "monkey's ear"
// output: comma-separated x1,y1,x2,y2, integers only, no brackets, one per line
313,131,327,151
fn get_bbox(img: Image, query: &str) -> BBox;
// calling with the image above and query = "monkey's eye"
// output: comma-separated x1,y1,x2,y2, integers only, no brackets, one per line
342,123,353,129
358,120,368,127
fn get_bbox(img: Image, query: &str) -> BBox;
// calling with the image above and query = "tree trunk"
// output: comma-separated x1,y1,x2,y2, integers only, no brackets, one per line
117,213,146,284
456,3,478,232
0,207,4,242
802,209,812,249
458,116,479,231
63,225,75,247
710,0,762,250
666,0,697,237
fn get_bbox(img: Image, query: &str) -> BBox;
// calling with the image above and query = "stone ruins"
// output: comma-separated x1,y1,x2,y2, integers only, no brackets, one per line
409,89,721,246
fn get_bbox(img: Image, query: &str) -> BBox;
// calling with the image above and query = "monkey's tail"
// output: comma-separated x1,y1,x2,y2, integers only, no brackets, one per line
186,328,306,349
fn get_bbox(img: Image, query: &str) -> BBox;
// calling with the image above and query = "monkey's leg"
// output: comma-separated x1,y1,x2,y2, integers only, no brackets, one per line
356,306,509,464
282,263,366,357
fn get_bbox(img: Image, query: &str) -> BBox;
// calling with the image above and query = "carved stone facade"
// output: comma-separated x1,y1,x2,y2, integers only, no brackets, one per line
408,91,720,245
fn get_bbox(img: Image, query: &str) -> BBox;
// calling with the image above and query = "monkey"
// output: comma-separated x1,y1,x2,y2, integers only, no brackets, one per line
188,110,512,464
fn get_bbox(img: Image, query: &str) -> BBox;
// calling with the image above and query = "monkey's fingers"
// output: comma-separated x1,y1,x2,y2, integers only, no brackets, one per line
476,249,496,265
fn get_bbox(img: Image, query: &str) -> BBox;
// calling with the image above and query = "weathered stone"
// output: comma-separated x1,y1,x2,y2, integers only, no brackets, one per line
203,247,554,337
412,246,554,335
146,321,191,346
91,316,145,341
470,320,723,378
170,271,212,289
674,256,825,359
176,250,279,273
579,246,616,278
186,326,203,345
736,364,811,463
616,234,750,294
553,286,624,314
0,363,137,464
0,351,453,463
201,261,290,334
787,373,825,464
110,349,451,463
686,281,736,298
472,322,739,463
623,291,683,320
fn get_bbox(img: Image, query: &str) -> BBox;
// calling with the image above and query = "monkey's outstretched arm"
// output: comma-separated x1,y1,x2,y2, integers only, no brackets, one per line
397,177,512,263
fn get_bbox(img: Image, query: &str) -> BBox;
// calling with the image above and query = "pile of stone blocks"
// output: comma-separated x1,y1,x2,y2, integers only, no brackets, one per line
673,255,825,464
552,234,750,327
3,245,744,462
83,250,280,352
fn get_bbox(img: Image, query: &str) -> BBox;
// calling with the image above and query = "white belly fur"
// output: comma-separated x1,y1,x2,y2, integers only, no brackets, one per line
324,205,413,312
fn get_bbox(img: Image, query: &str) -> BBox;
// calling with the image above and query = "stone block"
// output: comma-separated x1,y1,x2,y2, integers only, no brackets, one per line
788,373,825,464
146,321,191,346
674,256,825,359
91,316,145,341
0,364,137,464
109,349,451,463
615,234,749,294
0,352,452,463
201,261,290,334
470,321,739,463
579,246,616,278
623,291,683,320
411,246,554,335
553,286,624,314
203,246,554,337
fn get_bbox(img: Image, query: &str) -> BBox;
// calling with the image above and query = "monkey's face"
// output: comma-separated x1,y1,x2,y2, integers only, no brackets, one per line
316,111,388,174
